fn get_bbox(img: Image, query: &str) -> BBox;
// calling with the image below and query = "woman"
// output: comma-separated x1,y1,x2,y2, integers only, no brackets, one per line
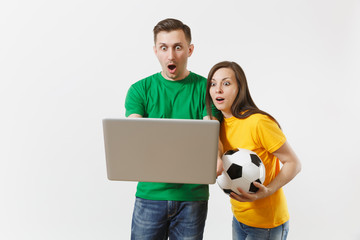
206,61,301,240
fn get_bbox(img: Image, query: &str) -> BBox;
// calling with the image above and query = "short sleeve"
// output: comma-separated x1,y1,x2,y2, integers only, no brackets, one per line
255,116,286,153
125,84,145,117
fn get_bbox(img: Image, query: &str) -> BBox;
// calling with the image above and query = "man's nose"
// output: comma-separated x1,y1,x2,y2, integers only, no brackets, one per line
168,48,175,60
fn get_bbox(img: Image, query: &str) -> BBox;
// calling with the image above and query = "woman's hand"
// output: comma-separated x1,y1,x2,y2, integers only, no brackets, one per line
216,157,224,177
229,182,272,202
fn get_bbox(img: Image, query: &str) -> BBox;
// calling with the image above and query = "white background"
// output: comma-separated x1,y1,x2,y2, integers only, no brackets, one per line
1,0,359,239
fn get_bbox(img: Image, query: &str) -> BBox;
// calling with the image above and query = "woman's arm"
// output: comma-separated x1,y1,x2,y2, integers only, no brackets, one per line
203,116,224,176
216,137,224,176
230,141,301,202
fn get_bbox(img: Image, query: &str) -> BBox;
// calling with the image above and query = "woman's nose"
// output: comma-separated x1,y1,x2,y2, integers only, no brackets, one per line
215,86,223,93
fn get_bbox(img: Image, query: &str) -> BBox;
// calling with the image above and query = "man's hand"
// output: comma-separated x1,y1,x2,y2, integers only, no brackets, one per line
128,114,142,118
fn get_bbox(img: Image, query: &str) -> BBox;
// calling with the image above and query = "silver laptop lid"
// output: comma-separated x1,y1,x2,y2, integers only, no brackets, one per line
103,118,219,184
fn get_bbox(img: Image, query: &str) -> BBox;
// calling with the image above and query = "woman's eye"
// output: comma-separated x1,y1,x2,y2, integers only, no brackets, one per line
210,82,216,87
224,82,230,86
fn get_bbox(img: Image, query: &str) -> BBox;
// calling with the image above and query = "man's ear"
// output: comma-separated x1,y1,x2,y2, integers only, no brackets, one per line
188,44,194,57
153,45,157,55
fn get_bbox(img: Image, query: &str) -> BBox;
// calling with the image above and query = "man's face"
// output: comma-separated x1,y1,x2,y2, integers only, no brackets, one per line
154,30,194,81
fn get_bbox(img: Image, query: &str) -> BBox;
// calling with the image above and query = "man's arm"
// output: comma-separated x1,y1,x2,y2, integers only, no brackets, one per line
125,82,145,118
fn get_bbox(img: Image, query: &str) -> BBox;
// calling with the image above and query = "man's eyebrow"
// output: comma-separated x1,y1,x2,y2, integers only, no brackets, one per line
158,42,183,46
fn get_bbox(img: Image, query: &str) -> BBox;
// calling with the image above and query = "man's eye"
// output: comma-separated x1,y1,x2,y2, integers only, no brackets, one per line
161,46,167,51
175,46,181,50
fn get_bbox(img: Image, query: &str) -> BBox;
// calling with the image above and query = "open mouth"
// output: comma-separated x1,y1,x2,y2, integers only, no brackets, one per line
216,97,225,102
168,64,176,73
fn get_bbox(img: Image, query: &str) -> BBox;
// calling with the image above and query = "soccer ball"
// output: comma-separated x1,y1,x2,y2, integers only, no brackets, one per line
217,148,266,195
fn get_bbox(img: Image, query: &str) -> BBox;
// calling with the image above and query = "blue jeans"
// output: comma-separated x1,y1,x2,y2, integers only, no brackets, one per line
131,197,208,240
232,217,289,240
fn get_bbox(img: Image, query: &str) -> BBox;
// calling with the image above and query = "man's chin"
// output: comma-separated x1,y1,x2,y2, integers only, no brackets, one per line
164,72,179,81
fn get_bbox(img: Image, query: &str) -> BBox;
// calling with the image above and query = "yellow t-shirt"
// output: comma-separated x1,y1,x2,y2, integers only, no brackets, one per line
220,114,289,228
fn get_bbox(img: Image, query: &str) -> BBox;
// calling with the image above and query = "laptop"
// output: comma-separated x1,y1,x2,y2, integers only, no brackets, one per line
103,118,219,184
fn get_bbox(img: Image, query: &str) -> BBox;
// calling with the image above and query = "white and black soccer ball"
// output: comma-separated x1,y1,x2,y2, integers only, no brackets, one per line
217,148,266,195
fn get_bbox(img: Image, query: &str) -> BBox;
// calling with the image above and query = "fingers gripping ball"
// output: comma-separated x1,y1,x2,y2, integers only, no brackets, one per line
217,148,266,195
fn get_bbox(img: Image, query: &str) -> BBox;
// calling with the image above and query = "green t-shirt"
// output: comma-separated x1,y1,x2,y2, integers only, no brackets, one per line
125,72,209,201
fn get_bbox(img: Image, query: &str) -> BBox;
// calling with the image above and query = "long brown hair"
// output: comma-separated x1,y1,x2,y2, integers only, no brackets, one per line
206,61,280,128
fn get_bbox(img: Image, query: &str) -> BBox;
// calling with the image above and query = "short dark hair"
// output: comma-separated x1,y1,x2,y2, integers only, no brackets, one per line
153,18,192,44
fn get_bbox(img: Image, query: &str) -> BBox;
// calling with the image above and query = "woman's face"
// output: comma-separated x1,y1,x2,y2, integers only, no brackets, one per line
209,67,239,118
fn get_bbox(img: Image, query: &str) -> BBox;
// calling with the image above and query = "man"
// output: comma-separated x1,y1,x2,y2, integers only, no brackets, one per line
125,18,216,240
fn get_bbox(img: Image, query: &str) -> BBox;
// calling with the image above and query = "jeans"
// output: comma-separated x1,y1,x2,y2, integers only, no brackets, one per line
232,217,289,240
131,197,208,240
